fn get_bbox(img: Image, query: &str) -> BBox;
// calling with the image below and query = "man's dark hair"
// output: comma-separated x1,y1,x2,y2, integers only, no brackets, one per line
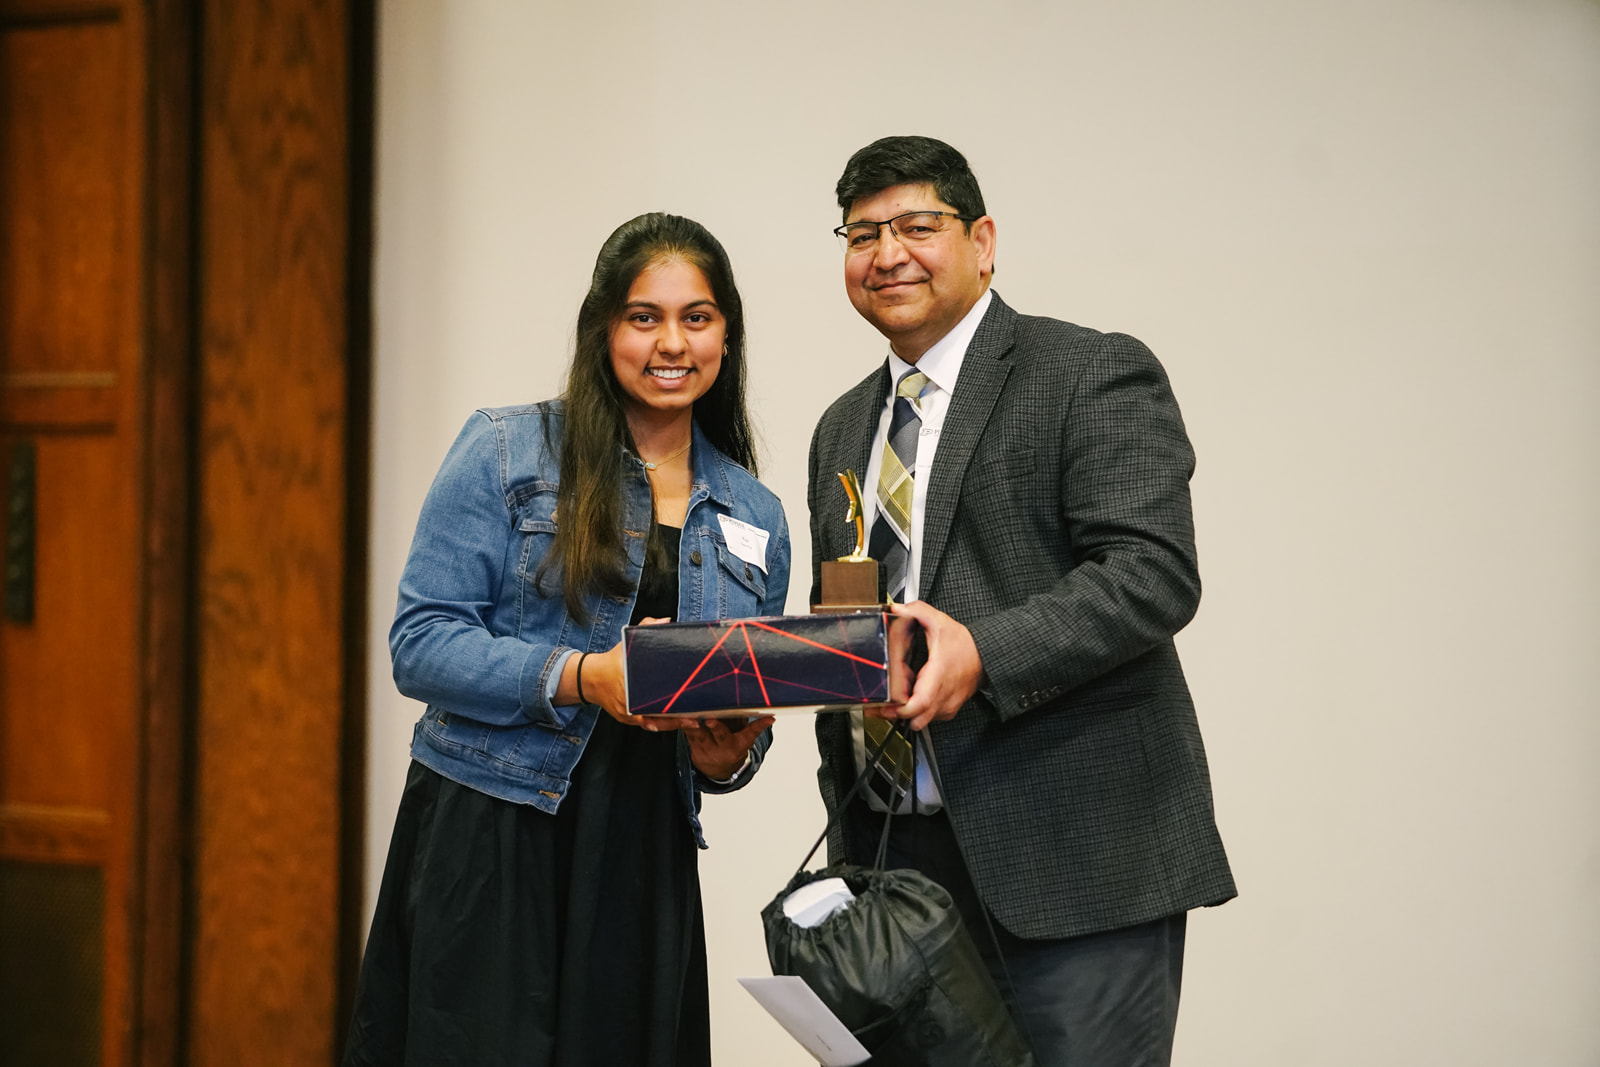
835,135,987,223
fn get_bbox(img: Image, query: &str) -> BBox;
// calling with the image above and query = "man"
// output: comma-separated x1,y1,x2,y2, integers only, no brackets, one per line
809,135,1235,1066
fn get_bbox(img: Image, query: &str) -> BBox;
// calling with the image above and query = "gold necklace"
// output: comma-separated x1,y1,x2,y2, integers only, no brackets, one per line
640,439,691,471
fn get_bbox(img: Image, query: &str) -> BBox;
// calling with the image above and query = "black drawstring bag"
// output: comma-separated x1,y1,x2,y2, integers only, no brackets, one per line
760,725,1036,1066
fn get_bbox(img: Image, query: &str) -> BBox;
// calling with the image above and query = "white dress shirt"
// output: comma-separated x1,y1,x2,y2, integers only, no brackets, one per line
852,289,992,813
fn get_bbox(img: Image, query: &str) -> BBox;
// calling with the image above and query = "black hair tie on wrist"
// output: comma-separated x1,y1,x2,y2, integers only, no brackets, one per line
576,653,589,705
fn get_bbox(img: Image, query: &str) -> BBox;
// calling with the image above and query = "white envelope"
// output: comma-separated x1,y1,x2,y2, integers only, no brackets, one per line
738,975,870,1066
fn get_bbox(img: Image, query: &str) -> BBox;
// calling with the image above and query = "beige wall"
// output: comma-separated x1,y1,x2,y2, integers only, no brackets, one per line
368,1,1600,1062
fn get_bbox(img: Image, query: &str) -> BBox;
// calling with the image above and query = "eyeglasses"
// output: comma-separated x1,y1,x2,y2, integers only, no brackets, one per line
833,210,977,254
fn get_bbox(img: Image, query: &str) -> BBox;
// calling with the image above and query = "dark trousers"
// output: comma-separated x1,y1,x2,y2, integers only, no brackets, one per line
844,800,1186,1067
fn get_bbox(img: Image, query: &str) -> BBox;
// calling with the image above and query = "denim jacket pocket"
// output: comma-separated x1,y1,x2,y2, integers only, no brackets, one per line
513,488,559,572
513,485,562,635
422,705,491,757
714,539,767,618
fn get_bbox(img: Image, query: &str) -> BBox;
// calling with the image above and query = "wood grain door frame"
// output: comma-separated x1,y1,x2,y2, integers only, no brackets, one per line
137,0,373,1060
139,3,196,1060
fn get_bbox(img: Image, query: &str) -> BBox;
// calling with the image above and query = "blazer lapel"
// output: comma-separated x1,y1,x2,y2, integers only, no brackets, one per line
920,293,1016,593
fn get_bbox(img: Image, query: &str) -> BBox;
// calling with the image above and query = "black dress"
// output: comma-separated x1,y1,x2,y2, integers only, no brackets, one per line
346,524,710,1066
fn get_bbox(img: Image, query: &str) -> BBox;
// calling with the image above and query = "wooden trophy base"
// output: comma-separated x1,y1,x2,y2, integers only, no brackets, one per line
813,558,883,615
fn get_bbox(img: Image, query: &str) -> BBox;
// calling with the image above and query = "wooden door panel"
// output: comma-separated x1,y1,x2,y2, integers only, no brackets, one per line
0,18,127,391
1,433,137,808
1,7,140,1065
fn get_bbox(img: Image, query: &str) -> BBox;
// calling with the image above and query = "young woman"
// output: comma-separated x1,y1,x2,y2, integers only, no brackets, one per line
346,214,790,1066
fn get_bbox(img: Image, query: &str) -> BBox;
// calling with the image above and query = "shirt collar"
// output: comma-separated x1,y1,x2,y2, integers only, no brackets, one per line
885,288,993,394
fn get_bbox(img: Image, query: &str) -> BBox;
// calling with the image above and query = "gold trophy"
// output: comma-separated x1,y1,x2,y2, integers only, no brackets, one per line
813,470,884,614
813,472,911,705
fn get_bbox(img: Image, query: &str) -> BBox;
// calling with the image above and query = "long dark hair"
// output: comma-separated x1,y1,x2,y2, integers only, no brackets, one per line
539,212,756,622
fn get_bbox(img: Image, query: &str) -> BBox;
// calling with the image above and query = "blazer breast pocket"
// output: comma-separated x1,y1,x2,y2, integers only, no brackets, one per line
962,446,1037,494
976,445,1034,477
959,446,1049,530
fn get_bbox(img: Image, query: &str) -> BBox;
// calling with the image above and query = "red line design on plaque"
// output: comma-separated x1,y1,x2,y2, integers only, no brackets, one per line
661,625,741,714
740,623,772,705
743,620,883,667
650,618,882,714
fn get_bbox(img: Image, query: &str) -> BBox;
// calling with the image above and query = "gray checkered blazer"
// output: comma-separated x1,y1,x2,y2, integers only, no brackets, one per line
809,293,1236,940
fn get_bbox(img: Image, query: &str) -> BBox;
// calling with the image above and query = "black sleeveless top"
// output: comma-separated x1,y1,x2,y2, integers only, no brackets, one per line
631,523,681,624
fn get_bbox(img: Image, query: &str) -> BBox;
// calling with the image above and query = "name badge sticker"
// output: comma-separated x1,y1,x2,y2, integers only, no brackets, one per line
717,515,770,573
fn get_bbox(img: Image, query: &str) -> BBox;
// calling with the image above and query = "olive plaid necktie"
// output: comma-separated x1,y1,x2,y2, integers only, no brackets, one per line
863,369,929,809
867,370,929,604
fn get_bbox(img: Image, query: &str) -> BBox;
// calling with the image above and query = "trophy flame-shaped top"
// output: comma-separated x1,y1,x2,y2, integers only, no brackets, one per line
835,470,871,562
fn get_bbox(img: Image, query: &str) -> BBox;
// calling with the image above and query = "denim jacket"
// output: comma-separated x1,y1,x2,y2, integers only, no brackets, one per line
391,402,791,846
